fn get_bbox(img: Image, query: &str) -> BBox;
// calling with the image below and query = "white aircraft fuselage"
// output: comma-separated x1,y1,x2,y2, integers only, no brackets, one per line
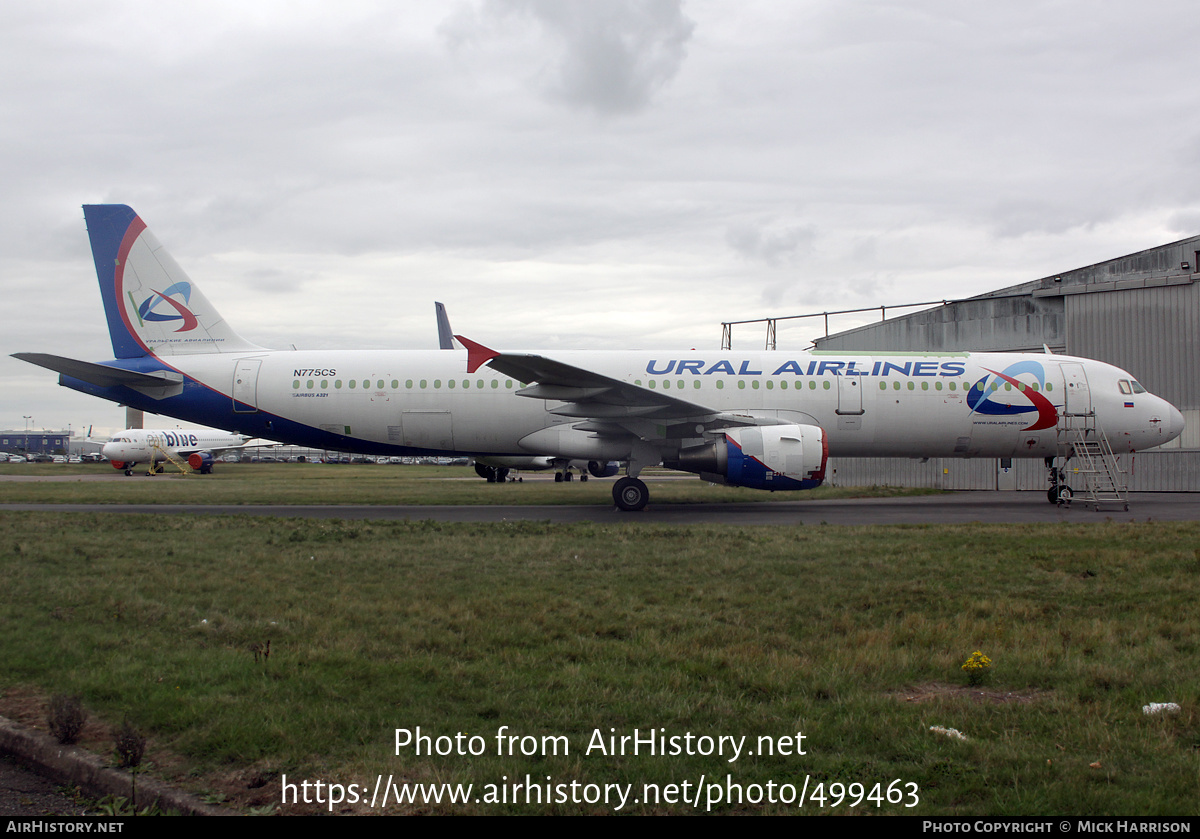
102,347,1178,459
13,205,1185,510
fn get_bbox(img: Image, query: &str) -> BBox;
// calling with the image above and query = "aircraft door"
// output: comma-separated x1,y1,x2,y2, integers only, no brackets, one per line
1060,362,1093,416
836,376,864,415
835,375,864,431
233,359,262,413
401,411,455,451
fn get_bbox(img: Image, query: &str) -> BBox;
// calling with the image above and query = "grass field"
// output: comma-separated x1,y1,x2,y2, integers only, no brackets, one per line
1,467,1198,815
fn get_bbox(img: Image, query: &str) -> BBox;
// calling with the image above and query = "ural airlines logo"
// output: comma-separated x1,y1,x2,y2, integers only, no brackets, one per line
967,361,1058,431
134,282,199,332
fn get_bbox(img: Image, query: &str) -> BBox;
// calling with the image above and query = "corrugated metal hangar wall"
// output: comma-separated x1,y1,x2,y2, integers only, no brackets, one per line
811,235,1200,491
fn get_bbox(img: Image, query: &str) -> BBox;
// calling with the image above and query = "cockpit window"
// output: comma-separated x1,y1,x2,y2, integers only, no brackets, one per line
1130,380,1147,394
1119,380,1132,394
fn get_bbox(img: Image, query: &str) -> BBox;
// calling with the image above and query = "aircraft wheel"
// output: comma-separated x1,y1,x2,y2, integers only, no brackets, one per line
1051,484,1080,506
613,477,649,512
565,472,573,482
580,474,588,482
554,473,563,483
124,469,132,477
495,468,509,483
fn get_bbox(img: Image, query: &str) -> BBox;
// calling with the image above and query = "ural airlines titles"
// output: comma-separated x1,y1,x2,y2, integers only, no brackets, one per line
645,358,969,377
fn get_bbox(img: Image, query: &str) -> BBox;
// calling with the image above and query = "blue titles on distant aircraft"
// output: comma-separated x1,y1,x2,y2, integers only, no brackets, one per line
645,360,968,377
153,432,199,447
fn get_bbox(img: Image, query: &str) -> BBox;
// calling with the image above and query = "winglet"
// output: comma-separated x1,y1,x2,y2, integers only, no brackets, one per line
435,302,454,350
454,335,500,374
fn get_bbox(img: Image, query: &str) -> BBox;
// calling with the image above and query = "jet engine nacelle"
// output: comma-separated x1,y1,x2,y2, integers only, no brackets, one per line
187,452,215,474
110,460,128,470
668,424,828,491
587,460,620,478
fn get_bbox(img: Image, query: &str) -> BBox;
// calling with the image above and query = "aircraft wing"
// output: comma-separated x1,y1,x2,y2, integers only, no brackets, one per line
455,336,767,430
12,353,183,389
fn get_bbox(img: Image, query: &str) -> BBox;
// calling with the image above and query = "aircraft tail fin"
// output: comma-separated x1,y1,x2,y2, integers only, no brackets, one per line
83,204,264,358
435,302,455,350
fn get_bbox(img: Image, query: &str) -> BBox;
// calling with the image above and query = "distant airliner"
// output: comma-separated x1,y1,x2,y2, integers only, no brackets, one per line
102,428,251,475
14,205,1185,510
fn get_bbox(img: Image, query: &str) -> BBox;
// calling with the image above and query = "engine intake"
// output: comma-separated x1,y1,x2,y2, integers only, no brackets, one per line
587,460,620,478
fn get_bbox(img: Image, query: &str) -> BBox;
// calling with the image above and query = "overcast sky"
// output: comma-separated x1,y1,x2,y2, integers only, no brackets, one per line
4,0,1199,437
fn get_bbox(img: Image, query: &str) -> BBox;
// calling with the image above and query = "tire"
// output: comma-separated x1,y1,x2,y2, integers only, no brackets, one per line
1052,485,1073,506
613,477,649,512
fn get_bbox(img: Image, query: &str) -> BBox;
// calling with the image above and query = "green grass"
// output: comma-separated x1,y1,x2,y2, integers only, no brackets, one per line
3,511,1199,814
0,462,940,506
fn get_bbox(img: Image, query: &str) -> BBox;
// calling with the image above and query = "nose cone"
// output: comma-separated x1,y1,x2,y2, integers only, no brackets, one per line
1166,404,1185,444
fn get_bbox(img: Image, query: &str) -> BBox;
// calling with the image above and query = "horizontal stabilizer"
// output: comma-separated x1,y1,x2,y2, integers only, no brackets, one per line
11,353,183,389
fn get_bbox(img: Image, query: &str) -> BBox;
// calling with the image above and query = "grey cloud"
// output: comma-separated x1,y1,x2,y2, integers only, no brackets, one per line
726,221,817,266
448,0,695,115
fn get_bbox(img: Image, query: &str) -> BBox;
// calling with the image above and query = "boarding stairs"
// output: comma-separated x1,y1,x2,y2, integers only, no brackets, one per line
1056,414,1128,511
148,443,192,476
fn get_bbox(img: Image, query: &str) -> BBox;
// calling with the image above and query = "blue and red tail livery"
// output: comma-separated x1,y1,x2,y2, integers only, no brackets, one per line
84,204,261,359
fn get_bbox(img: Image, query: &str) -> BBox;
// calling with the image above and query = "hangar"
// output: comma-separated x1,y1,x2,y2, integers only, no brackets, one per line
728,235,1200,492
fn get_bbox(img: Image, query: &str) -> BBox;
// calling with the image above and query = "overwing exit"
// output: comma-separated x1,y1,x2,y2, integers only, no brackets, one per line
13,205,1185,510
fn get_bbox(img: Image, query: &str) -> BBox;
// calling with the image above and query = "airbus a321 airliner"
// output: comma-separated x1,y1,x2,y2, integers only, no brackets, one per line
14,205,1185,510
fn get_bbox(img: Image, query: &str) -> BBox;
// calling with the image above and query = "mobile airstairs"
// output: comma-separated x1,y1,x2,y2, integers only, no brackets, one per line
1050,414,1129,512
147,442,192,476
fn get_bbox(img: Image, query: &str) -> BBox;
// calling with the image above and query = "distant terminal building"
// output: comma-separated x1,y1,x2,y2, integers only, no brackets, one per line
0,431,71,456
728,234,1200,491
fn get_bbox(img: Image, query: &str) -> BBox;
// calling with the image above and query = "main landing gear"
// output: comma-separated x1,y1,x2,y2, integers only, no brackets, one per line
613,477,649,512
474,463,511,483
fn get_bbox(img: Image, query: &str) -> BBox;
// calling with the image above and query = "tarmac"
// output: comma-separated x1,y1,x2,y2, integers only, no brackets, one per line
2,491,1199,524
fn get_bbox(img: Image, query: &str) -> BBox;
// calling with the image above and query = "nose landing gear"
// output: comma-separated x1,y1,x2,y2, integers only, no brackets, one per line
1046,457,1073,506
